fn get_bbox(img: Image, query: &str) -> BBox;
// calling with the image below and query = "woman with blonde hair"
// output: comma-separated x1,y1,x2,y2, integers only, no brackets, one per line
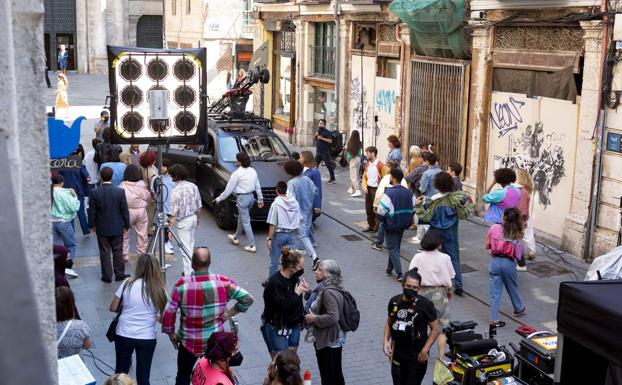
55,73,69,117
406,145,424,173
105,374,136,385
516,169,536,260
109,254,167,385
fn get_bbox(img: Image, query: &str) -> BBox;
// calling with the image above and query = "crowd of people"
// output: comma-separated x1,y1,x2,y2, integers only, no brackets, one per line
50,116,538,385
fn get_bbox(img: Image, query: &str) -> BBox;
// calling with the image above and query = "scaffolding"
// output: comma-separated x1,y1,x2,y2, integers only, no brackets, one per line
389,0,470,59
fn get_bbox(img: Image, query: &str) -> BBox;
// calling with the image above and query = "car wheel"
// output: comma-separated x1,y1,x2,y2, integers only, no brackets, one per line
215,199,235,230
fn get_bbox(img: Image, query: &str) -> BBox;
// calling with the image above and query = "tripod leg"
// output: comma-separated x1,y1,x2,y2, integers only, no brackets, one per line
147,224,161,256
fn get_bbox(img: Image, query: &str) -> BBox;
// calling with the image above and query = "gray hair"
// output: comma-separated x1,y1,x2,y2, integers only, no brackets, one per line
320,259,343,289
409,145,421,157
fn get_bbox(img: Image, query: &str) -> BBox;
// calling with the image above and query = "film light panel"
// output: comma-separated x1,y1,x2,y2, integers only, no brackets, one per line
113,51,202,140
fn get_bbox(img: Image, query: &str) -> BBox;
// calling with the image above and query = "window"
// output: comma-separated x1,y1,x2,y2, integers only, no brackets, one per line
171,0,176,15
313,22,336,78
272,54,292,119
186,0,191,14
219,134,290,162
313,89,336,130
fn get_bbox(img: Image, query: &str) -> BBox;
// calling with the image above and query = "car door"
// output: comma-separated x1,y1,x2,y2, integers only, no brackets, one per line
196,131,219,202
164,144,202,183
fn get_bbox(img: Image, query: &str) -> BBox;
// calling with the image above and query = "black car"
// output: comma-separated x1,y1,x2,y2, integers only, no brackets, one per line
151,113,294,229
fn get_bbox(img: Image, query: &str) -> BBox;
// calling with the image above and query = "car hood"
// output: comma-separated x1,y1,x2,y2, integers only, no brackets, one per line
222,160,291,188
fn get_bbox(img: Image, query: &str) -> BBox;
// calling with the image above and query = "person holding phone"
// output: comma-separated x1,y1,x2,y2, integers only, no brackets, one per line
261,248,309,359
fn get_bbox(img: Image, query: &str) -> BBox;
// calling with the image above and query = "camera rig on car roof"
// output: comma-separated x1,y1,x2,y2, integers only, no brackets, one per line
208,67,270,118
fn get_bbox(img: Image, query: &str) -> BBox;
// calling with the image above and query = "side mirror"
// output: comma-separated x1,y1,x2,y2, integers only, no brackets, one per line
198,154,215,164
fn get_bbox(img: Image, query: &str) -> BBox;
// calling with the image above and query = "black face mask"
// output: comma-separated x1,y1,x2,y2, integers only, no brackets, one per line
229,351,243,367
403,288,418,302
103,117,109,122
292,268,304,279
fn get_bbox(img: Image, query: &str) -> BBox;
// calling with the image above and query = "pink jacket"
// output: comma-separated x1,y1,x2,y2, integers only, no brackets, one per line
120,181,150,210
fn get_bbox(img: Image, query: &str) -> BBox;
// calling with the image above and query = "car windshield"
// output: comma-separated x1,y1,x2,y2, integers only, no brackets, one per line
219,134,290,162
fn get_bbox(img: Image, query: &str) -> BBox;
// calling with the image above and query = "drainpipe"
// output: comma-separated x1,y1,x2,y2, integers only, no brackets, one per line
396,23,406,140
334,0,340,131
586,0,609,261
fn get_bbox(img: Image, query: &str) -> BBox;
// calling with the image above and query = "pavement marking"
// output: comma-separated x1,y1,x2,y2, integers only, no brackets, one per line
343,208,367,215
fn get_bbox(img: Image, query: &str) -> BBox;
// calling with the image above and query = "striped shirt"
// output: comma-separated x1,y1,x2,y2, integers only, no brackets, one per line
162,272,254,356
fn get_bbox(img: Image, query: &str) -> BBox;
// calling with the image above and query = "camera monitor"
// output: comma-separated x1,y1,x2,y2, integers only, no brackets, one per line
107,45,207,144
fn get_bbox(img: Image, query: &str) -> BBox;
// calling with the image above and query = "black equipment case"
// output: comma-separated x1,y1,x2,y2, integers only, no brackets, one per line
518,332,557,374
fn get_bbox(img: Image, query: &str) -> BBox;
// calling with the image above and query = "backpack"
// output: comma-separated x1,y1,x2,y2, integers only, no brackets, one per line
323,288,360,332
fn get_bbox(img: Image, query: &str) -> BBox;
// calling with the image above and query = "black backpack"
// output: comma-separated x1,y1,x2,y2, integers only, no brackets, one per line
324,288,360,332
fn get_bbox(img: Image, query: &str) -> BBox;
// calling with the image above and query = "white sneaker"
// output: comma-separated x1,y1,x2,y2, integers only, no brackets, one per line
165,242,174,254
65,268,78,278
351,190,362,197
410,236,421,244
516,265,527,272
228,234,240,245
243,245,256,253
347,187,354,194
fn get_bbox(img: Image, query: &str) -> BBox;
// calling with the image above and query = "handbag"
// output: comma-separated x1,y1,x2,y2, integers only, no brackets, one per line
106,283,127,342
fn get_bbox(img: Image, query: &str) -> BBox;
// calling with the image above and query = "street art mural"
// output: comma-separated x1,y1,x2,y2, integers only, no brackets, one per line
350,55,379,156
488,92,578,240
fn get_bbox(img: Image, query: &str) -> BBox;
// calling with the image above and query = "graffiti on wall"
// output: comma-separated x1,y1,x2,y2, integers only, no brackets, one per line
350,76,373,134
376,89,396,114
489,96,526,138
494,121,565,208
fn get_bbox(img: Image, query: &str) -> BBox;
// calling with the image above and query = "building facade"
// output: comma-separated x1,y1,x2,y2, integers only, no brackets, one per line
165,0,255,101
44,0,164,73
253,0,400,160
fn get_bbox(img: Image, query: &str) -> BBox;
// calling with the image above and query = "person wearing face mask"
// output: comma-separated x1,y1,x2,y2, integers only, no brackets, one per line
261,248,309,359
384,269,441,385
304,260,347,385
192,331,243,385
94,110,110,140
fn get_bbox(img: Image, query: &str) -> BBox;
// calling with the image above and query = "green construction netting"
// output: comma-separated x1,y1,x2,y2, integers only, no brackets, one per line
389,0,470,59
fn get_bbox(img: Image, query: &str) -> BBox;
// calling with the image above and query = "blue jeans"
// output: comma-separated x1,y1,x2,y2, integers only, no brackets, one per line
261,323,301,353
297,212,317,259
438,224,462,290
269,231,297,277
489,256,524,321
52,221,77,258
377,222,385,245
234,193,256,247
115,335,157,385
385,229,405,275
72,195,89,235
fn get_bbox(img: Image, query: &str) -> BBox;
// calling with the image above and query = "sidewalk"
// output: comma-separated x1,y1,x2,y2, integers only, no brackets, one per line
288,137,590,332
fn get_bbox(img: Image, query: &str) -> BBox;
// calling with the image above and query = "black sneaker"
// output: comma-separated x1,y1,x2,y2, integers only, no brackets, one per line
454,288,464,297
513,307,527,317
385,270,392,276
370,242,382,251
327,179,336,185
261,279,268,288
101,277,112,283
312,258,322,271
396,274,404,282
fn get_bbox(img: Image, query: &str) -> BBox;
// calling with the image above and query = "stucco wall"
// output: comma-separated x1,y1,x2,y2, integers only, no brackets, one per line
0,1,55,383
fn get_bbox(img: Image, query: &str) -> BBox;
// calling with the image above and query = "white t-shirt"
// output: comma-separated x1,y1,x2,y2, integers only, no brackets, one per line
115,279,159,340
366,159,381,188
409,250,456,288
84,150,100,184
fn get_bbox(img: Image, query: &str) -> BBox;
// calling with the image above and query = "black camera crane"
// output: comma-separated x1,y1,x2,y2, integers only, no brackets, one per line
208,67,270,117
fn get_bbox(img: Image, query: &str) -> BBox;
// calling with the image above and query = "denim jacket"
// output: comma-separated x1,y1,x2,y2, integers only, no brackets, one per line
286,175,318,216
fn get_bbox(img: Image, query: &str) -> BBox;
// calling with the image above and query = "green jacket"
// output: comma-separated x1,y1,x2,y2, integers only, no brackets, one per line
415,191,473,229
51,188,80,222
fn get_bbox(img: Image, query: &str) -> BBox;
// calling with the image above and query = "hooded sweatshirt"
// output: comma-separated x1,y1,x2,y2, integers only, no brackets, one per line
120,180,150,210
267,195,301,231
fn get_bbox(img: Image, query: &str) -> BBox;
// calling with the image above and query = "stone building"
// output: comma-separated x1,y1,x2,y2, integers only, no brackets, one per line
165,0,255,101
44,0,164,73
253,0,400,160
392,0,610,259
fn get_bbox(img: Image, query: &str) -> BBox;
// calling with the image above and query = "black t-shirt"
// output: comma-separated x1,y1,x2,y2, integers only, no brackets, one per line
316,127,332,154
387,294,437,363
262,272,304,328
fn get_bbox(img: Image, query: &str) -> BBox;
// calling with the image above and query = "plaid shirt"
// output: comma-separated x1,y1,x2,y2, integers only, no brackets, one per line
162,272,254,355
